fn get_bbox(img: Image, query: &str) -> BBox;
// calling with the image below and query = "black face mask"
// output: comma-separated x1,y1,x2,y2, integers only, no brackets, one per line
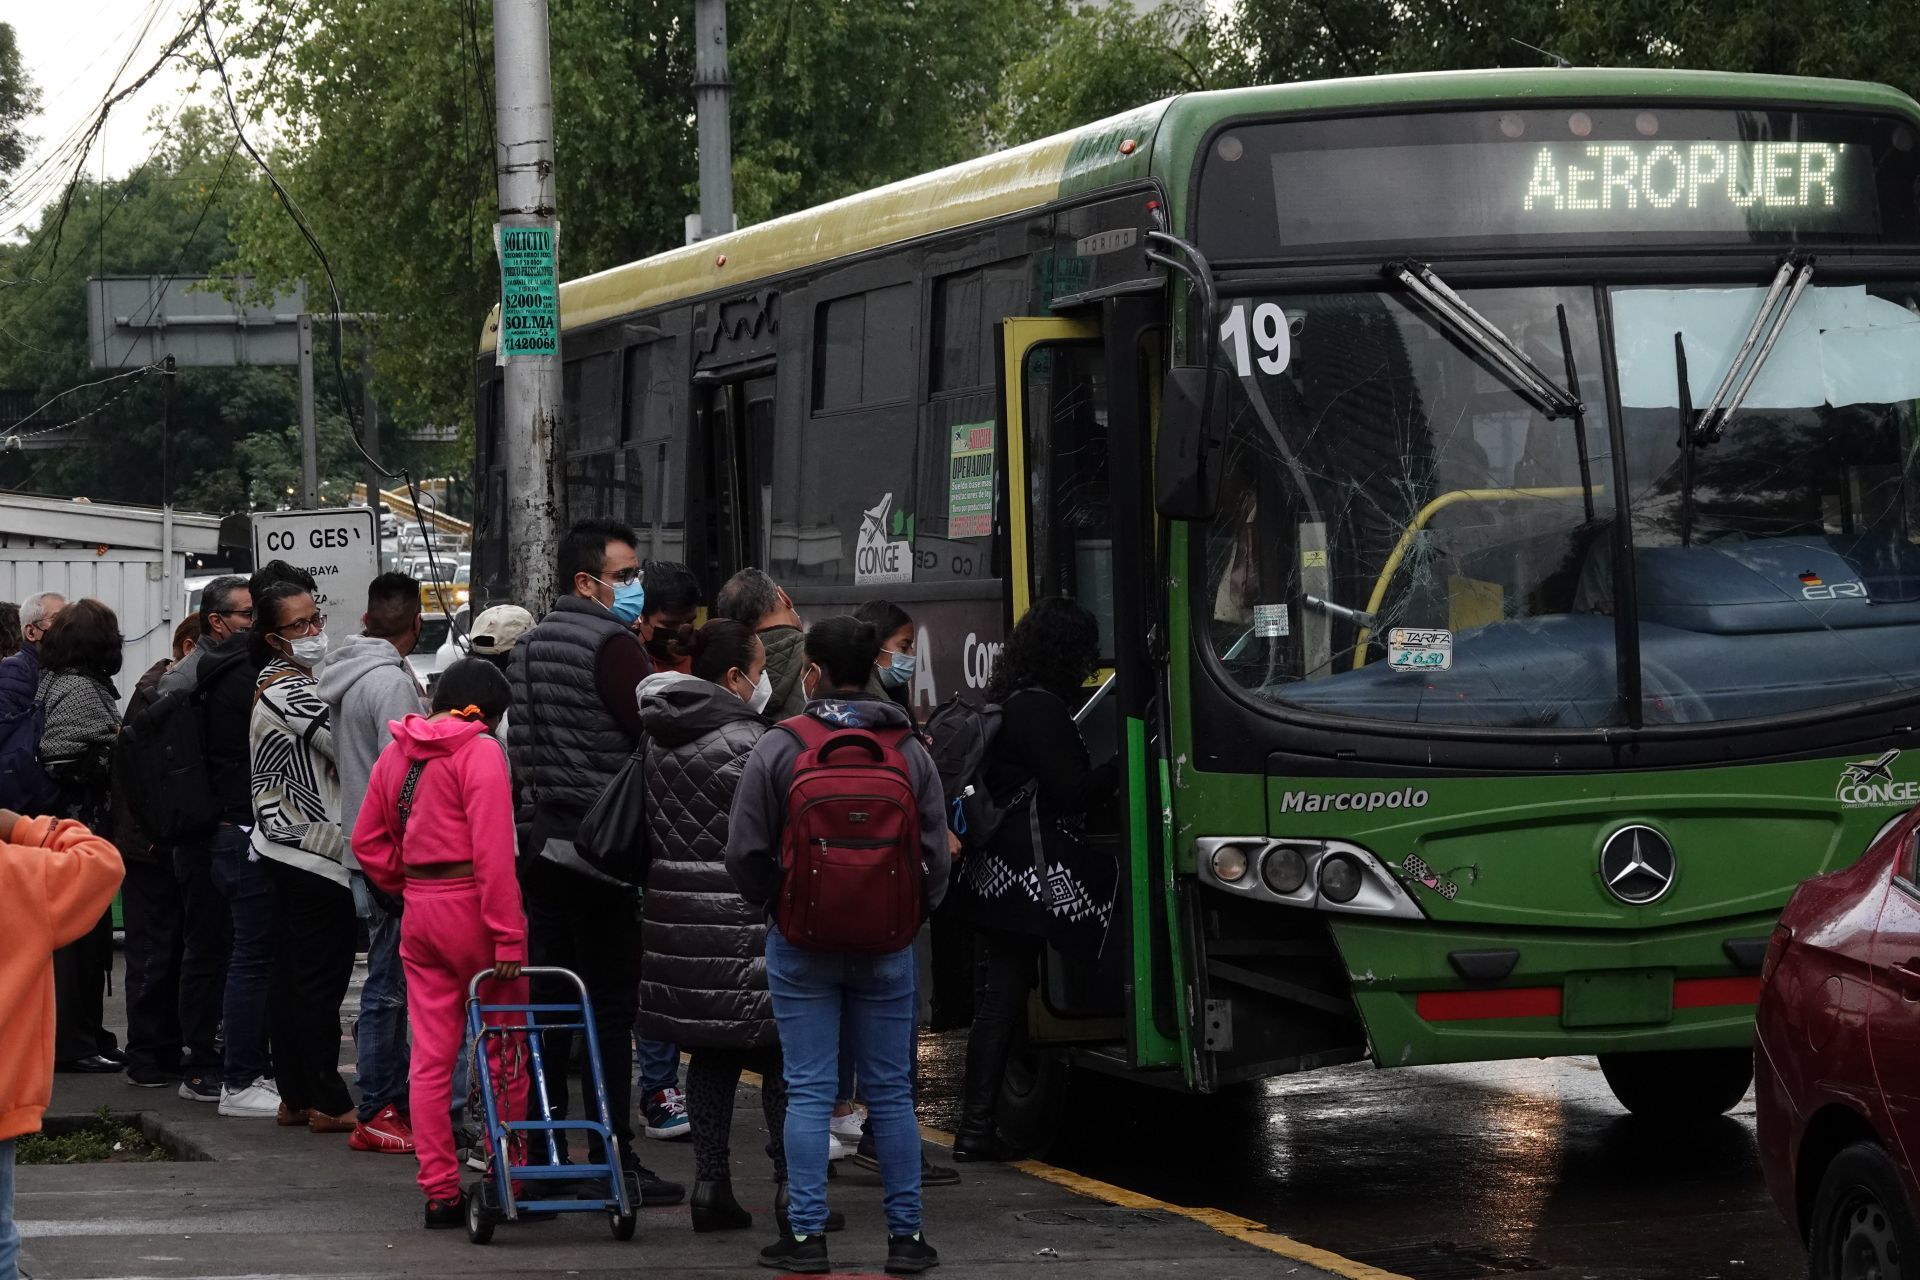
643,629,677,665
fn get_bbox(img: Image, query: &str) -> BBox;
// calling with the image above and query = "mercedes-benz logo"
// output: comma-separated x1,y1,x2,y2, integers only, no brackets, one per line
1599,825,1677,905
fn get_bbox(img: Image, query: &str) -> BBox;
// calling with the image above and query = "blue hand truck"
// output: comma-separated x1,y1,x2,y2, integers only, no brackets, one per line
463,965,638,1244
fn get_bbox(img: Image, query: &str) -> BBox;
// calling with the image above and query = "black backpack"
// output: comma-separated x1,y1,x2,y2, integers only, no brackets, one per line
0,692,56,814
923,694,1029,852
120,651,246,844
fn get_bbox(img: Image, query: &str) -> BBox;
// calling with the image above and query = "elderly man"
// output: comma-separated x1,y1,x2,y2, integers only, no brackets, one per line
715,568,807,718
0,592,67,717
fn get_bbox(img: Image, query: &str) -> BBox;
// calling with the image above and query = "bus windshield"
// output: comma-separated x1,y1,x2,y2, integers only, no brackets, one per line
1203,281,1920,729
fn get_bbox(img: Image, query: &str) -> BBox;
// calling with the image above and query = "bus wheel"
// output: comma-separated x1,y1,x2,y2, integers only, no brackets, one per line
995,1022,1070,1157
1597,1048,1753,1120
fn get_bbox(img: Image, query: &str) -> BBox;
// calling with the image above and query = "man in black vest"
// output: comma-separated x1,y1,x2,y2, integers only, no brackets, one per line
509,518,683,1205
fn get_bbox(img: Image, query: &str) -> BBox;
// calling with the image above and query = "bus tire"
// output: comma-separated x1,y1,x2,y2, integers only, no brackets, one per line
995,1020,1069,1157
1598,1047,1753,1120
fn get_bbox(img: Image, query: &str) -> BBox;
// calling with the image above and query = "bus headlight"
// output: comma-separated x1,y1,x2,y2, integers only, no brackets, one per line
1319,854,1364,904
1210,845,1251,884
1261,845,1309,895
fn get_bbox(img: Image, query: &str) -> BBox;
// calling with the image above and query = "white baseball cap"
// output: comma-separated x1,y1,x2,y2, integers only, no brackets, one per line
468,604,534,655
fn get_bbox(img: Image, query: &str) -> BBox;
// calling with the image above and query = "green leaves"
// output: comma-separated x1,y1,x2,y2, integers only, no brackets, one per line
0,22,36,188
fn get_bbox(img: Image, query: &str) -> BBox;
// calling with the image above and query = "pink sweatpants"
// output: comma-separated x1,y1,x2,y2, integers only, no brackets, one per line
400,877,529,1202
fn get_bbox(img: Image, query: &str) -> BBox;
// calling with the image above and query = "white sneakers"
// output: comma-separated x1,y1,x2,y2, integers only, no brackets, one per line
828,1105,866,1160
218,1076,282,1118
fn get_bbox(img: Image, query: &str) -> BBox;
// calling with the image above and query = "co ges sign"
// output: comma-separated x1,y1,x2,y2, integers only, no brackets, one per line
250,507,380,644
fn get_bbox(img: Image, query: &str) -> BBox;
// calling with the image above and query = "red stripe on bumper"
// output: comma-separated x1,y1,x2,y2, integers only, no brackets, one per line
1673,976,1763,1009
1415,987,1564,1022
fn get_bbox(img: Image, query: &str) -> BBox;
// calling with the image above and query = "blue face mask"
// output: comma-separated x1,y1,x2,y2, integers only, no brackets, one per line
598,577,646,625
879,651,916,688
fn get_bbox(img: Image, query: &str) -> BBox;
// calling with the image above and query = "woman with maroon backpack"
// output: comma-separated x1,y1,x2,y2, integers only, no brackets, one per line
726,615,950,1276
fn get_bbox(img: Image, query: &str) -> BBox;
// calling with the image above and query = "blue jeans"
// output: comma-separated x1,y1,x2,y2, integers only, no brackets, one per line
0,1138,15,1280
636,1035,680,1098
351,874,410,1120
765,927,921,1238
208,825,277,1090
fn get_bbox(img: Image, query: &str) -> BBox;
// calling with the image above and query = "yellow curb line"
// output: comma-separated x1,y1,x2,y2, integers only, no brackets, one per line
725,1063,1407,1280
1001,1156,1412,1280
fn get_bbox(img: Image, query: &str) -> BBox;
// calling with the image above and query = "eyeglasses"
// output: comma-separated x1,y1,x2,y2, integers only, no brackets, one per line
216,608,255,620
603,567,642,586
276,613,327,638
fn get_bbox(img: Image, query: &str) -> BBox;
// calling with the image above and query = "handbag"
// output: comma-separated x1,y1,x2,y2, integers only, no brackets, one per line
1023,796,1119,960
575,747,651,886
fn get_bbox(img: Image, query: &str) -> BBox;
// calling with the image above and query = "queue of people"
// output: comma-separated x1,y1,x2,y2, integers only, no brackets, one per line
0,514,1115,1277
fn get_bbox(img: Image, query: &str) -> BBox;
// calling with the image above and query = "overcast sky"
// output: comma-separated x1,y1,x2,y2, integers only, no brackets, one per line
4,1,210,235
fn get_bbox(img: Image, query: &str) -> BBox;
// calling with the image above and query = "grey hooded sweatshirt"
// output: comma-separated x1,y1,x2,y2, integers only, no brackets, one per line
725,691,950,922
318,633,427,860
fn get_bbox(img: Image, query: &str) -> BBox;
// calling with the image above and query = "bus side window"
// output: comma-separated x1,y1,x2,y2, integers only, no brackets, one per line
623,337,684,565
1022,342,1113,658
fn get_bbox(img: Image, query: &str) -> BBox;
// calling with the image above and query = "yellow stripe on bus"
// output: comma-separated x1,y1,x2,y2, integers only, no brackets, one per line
482,131,1079,349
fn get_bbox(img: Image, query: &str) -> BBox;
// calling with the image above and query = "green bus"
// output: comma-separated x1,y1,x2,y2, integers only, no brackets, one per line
475,67,1920,1134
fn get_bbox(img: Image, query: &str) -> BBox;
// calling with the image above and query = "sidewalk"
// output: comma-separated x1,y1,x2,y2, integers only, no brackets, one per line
23,1033,1343,1279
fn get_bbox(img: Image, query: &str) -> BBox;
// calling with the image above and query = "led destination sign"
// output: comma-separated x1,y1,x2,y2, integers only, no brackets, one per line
1519,141,1855,217
1197,107,1920,255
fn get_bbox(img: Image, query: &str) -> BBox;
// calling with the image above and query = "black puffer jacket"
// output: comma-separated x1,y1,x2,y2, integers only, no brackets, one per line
508,597,637,870
635,672,774,1049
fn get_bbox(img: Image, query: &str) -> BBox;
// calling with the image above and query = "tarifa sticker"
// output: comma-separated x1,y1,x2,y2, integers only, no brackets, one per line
1253,603,1290,638
1837,750,1920,808
1279,786,1430,814
1387,627,1452,672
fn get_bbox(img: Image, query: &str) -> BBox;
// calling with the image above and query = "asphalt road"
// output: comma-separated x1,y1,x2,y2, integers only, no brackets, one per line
916,1034,1802,1280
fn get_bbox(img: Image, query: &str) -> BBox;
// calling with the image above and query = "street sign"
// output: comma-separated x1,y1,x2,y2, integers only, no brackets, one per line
251,507,380,649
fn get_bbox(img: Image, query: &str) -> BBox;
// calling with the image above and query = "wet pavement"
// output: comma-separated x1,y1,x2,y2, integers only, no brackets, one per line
19,959,1343,1280
914,1031,1800,1280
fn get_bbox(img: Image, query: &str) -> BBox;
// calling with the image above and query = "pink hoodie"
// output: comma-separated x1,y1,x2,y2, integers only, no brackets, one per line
352,715,526,963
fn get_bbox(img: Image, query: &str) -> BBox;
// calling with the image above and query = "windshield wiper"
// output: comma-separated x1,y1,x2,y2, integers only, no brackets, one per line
1691,257,1815,447
1387,261,1583,420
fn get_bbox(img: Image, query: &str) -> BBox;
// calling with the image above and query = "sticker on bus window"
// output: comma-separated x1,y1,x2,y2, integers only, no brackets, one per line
1253,603,1290,638
1387,627,1452,672
948,422,994,538
857,493,914,586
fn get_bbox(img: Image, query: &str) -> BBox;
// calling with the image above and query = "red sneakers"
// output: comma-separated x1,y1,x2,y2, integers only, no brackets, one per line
348,1104,416,1154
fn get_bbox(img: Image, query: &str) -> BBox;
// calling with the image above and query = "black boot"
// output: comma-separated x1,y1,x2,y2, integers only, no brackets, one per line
953,1012,1020,1161
775,1181,846,1234
691,1178,753,1233
621,1149,687,1206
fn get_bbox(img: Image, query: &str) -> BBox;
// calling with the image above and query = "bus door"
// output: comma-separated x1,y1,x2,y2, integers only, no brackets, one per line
695,370,777,584
1000,314,1161,1062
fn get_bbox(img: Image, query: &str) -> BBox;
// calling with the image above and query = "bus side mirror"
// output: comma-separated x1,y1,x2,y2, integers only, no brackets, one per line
1155,365,1230,522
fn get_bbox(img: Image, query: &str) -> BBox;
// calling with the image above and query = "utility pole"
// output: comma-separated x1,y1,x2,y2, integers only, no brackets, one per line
691,0,734,242
297,313,318,508
361,354,382,519
493,0,563,614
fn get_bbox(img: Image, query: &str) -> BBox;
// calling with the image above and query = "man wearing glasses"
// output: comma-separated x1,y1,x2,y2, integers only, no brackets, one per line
158,564,315,1116
507,518,684,1208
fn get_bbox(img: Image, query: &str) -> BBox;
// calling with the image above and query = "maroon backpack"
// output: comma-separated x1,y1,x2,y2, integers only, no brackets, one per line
775,714,924,954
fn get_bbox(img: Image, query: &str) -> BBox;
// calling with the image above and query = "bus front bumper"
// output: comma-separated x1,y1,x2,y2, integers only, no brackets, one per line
1329,910,1773,1068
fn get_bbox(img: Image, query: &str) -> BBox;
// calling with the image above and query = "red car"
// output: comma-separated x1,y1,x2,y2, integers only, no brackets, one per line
1756,804,1920,1279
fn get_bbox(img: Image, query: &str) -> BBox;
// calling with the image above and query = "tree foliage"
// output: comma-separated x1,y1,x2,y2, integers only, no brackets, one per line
0,21,37,190
0,109,447,510
8,0,1920,514
218,0,1064,438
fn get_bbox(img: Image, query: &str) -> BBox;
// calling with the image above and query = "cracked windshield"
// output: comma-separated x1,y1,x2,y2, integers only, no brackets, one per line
1205,282,1920,728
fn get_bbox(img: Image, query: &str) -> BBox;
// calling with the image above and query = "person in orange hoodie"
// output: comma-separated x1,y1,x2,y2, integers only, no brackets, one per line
0,808,125,1277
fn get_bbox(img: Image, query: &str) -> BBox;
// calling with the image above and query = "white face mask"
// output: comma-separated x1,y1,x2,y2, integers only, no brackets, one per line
748,669,773,714
290,632,330,668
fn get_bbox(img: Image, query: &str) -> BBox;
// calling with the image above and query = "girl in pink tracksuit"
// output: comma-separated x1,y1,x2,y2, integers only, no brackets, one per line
352,659,526,1228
